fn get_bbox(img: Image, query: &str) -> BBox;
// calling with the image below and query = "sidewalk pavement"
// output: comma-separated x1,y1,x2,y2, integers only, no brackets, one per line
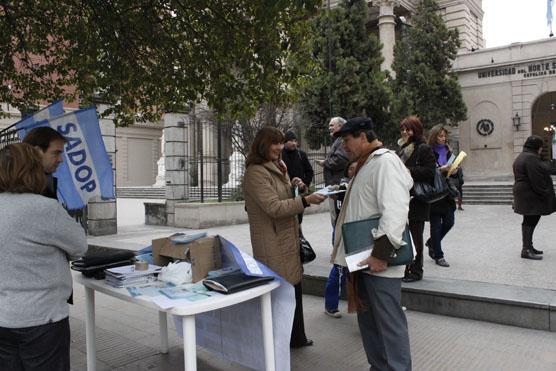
74,201,556,370
94,201,556,290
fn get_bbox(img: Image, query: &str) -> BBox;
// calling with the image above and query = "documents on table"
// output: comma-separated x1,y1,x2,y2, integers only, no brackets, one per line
105,264,162,288
125,281,222,309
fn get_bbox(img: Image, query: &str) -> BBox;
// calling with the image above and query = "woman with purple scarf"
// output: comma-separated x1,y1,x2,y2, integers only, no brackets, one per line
426,125,460,267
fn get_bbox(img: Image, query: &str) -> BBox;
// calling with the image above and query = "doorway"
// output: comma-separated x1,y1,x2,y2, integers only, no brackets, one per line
531,92,556,163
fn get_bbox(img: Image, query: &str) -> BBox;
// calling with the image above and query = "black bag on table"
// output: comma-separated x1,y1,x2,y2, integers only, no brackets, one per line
71,246,136,279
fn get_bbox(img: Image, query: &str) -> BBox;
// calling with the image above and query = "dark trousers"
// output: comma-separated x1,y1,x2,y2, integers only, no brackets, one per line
407,221,425,275
429,209,455,260
522,215,541,228
357,274,412,371
290,282,308,347
0,317,70,371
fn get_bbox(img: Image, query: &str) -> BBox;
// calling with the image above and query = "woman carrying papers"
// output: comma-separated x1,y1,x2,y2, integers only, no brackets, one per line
243,127,326,348
0,143,87,370
425,124,462,268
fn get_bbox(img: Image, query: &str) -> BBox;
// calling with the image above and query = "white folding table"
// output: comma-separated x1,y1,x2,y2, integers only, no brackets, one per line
75,275,280,371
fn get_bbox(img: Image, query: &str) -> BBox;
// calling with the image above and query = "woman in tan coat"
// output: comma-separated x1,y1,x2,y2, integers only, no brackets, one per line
244,126,326,348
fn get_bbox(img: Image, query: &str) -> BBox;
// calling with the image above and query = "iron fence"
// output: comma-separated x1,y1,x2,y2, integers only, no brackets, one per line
184,120,331,202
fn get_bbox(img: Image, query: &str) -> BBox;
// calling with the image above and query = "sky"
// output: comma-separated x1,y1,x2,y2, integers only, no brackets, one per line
482,0,554,47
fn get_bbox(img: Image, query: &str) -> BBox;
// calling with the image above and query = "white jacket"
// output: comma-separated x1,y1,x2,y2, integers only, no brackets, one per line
332,148,414,278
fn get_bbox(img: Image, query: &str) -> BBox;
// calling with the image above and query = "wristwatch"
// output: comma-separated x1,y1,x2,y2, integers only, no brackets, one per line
301,196,310,208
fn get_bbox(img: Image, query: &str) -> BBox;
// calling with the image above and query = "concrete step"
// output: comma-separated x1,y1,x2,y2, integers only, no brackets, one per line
302,274,556,332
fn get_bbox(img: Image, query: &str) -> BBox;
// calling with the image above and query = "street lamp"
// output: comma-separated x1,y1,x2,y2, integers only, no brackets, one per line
512,112,521,130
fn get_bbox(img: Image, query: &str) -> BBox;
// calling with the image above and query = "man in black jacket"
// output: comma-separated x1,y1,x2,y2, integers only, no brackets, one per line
282,130,314,224
282,130,314,192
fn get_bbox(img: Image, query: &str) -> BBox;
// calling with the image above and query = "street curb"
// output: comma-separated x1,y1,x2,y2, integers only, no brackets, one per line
302,274,556,332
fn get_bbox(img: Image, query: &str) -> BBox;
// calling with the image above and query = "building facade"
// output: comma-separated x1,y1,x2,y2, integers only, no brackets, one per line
453,38,556,177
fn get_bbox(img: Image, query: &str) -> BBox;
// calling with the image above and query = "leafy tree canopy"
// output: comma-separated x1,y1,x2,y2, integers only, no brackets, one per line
299,0,391,148
0,0,319,125
391,0,467,129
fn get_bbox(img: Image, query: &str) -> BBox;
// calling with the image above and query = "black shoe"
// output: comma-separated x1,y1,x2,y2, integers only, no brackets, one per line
291,339,314,348
531,247,543,255
521,249,543,260
402,272,422,282
426,239,435,260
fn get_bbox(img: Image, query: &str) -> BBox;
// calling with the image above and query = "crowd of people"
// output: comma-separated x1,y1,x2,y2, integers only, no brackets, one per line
242,115,468,370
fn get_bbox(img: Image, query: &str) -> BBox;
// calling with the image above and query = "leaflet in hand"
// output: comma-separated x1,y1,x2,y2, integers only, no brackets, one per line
316,185,347,196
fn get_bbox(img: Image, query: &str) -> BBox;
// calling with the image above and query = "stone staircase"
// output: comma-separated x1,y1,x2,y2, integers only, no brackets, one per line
116,187,166,199
462,184,514,205
116,186,236,200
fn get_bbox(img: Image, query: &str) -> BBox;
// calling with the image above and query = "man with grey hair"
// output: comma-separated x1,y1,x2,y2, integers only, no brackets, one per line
318,116,350,318
318,117,349,188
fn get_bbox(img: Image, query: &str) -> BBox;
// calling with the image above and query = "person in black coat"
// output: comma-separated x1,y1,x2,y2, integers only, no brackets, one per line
282,131,314,189
396,116,436,282
282,130,314,225
513,135,556,260
426,124,460,268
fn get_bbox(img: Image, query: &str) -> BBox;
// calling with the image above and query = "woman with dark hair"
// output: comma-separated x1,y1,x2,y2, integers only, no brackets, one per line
426,124,459,267
244,126,326,348
513,135,556,260
396,116,436,282
0,143,87,370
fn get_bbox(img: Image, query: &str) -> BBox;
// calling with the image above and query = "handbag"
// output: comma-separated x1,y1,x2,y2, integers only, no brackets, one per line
342,216,413,266
299,234,316,264
412,168,450,204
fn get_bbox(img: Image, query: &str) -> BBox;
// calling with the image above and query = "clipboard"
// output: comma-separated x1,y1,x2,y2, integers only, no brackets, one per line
341,216,413,272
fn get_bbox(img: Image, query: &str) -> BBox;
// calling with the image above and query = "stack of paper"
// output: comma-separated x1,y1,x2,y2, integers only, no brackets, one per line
105,264,162,288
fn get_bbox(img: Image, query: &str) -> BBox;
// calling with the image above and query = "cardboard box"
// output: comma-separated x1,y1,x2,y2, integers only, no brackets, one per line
152,235,222,282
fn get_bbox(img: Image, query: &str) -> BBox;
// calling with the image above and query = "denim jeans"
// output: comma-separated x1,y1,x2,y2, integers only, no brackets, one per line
324,264,348,311
429,209,455,260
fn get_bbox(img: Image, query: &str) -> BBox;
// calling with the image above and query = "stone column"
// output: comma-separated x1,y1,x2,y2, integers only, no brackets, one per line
87,105,117,235
164,113,189,226
378,0,397,75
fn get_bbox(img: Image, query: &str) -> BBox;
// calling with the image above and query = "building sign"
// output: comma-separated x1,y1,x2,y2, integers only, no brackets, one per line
477,60,556,79
476,119,494,136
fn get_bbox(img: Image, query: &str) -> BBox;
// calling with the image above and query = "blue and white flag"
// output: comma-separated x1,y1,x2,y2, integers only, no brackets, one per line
26,106,115,210
15,100,65,138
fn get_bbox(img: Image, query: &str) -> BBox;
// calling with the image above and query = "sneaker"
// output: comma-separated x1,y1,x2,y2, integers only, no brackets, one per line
435,258,450,267
324,309,342,318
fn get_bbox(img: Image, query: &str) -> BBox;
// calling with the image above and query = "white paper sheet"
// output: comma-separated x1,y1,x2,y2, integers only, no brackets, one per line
345,250,372,272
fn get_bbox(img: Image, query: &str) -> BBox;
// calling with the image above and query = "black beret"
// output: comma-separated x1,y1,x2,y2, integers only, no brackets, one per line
334,117,374,137
285,131,297,141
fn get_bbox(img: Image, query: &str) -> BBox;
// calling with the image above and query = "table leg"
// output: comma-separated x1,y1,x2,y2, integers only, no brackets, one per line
261,292,275,371
85,286,97,371
182,315,196,371
159,311,169,354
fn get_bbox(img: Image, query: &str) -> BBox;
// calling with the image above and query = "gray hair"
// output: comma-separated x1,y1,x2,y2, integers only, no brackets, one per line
329,117,346,126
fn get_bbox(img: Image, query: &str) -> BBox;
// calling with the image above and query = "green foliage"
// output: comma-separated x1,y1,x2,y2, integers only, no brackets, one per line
0,0,319,125
298,0,391,149
391,0,467,129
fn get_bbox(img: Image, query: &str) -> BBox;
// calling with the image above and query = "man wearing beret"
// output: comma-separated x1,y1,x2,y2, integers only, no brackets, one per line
331,117,413,371
282,131,314,198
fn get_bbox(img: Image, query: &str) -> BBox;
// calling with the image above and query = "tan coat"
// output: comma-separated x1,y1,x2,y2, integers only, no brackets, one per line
244,161,305,285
